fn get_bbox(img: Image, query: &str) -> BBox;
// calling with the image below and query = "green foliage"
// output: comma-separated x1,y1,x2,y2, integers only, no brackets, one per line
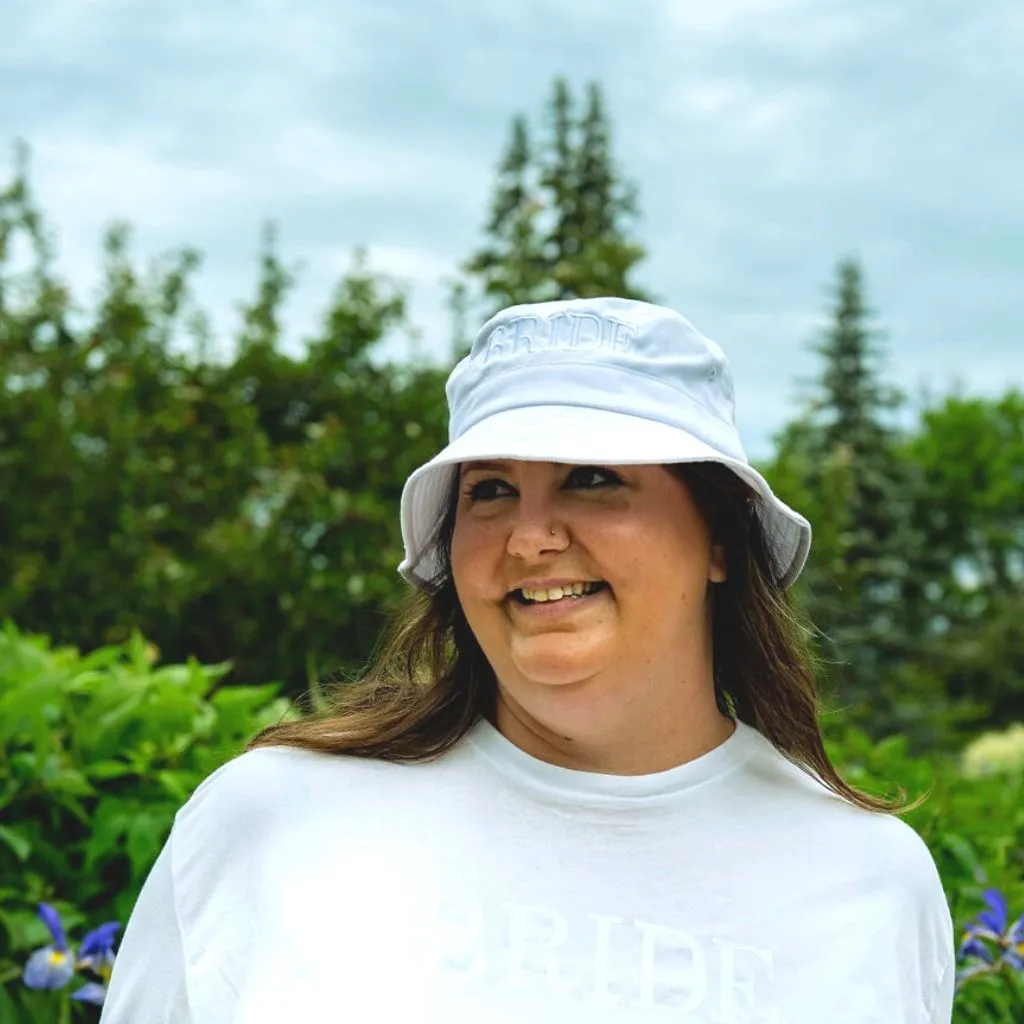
820,714,1024,1020
461,77,650,322
900,390,1024,735
0,149,450,702
767,340,1024,748
0,622,296,1020
911,391,1024,595
763,260,993,749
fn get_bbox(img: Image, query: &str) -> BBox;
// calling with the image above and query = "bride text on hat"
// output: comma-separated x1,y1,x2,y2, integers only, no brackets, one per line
482,311,638,362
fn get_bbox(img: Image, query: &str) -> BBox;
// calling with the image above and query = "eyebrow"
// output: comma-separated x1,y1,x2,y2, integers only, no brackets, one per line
459,460,512,477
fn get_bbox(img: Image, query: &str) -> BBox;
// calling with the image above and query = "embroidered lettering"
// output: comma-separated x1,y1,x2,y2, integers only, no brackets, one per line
481,312,638,361
587,912,623,1007
633,918,708,1012
420,896,780,1018
504,903,572,994
435,898,487,980
715,938,780,1024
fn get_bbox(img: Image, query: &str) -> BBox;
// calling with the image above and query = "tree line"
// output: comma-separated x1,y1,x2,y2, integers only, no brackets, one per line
1,78,1021,755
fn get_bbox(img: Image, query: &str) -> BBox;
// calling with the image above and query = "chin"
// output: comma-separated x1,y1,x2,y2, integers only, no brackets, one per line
508,637,611,688
513,663,597,688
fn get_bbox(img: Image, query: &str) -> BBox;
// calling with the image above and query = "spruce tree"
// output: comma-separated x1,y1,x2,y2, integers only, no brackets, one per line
813,260,895,450
787,259,932,735
461,78,649,317
461,114,547,310
568,82,646,299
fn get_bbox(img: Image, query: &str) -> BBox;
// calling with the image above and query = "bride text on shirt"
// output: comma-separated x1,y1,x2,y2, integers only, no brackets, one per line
425,897,781,1022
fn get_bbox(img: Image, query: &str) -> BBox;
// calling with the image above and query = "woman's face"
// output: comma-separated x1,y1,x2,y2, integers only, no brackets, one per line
450,460,728,752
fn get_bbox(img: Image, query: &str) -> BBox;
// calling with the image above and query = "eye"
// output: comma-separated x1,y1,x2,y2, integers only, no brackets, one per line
463,477,516,502
564,466,623,489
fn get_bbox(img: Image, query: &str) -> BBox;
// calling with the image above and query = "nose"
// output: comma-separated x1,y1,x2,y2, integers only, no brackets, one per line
505,493,568,561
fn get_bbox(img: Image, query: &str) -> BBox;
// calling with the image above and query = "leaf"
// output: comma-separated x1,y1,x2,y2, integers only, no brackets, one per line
125,809,173,882
82,800,134,874
940,832,987,885
0,825,31,862
87,759,136,781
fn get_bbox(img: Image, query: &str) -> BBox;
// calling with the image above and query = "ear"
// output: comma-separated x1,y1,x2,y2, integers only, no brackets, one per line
708,542,728,583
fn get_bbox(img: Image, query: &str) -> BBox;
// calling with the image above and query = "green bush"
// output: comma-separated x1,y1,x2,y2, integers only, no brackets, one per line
0,621,297,1021
820,712,1024,1019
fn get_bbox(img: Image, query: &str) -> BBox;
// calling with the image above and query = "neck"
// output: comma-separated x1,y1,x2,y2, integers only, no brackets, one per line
493,688,736,776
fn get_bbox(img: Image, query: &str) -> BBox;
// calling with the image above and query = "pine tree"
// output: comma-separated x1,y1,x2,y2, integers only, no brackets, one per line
461,78,649,316
461,115,547,310
813,260,896,449
568,83,646,299
778,259,933,737
540,77,583,289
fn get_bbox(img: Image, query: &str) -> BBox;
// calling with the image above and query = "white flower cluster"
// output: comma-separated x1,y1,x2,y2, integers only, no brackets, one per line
961,723,1024,778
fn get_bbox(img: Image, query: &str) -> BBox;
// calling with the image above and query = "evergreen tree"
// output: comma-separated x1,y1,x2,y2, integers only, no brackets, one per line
566,82,646,299
462,114,547,310
540,77,583,288
812,260,897,449
769,259,934,739
461,78,649,318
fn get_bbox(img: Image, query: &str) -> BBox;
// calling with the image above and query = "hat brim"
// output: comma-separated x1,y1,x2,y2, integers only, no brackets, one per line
399,405,811,590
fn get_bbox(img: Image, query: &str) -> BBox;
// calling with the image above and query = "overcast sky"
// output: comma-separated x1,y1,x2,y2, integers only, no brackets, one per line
4,0,1022,458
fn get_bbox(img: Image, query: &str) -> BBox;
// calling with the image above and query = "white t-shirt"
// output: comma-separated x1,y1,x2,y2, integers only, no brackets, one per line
99,718,955,1023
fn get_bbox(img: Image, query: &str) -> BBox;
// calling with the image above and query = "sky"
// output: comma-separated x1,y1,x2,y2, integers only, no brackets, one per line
3,0,1022,458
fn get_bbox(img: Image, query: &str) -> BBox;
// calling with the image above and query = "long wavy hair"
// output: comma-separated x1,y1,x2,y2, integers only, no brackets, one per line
247,462,928,815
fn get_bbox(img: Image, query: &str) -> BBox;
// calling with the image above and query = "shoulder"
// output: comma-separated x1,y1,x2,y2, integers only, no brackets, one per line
165,744,452,920
175,743,414,836
171,740,477,855
743,736,948,892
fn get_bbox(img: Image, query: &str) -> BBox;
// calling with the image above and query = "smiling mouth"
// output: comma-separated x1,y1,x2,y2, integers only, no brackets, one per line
509,582,610,606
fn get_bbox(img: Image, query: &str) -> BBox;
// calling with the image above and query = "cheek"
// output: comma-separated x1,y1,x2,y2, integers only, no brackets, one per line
602,520,710,603
450,518,499,595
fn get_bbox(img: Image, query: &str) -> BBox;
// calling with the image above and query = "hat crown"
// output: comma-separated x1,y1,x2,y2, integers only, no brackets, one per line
447,297,737,444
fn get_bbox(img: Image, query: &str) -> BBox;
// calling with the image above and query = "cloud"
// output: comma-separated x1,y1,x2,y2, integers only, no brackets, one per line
659,0,867,49
2,0,1021,459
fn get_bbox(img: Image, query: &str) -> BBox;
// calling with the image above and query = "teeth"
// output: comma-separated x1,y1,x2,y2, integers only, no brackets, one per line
520,582,600,602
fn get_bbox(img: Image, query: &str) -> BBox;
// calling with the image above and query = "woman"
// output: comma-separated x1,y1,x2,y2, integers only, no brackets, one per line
100,297,954,1023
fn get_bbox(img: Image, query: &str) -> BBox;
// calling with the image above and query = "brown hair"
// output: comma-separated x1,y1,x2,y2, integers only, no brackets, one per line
247,462,929,815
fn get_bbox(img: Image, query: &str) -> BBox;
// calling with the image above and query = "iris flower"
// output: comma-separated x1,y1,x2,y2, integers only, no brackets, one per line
22,904,76,991
22,903,121,1006
73,921,121,1004
956,888,1024,987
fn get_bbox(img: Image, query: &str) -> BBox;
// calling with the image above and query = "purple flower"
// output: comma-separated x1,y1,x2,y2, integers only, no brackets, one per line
77,921,121,972
71,980,110,1005
21,902,122,1007
956,888,1024,987
21,903,75,990
74,920,121,1005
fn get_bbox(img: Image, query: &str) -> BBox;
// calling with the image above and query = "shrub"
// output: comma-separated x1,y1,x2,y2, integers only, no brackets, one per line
820,712,1024,1018
0,621,296,1020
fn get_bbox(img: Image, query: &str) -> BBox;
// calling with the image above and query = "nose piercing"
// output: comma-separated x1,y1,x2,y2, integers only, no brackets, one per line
549,528,557,536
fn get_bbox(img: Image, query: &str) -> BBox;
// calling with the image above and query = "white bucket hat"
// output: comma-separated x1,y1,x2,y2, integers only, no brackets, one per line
399,297,811,590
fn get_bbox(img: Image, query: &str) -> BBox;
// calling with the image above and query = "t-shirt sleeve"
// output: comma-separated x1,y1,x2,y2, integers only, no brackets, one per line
925,951,955,1024
910,826,956,1024
99,746,300,1022
99,838,192,1023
